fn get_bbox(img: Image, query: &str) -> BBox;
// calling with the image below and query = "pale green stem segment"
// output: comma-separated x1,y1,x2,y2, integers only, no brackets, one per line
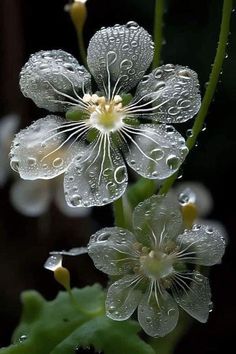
78,30,88,69
150,312,192,354
153,0,165,68
113,197,126,229
159,0,233,196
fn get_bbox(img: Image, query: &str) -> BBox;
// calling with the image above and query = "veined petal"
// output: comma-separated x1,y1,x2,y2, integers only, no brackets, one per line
87,22,154,95
54,177,91,217
10,179,51,217
138,284,179,337
133,195,182,248
133,64,201,123
64,135,128,207
122,123,188,180
10,116,80,180
172,272,211,323
88,227,139,275
176,224,226,266
106,275,144,320
20,50,91,112
0,114,20,186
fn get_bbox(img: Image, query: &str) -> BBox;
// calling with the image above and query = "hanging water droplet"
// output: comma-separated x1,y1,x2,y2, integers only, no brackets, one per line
126,21,139,29
19,335,28,343
166,155,180,170
209,301,213,312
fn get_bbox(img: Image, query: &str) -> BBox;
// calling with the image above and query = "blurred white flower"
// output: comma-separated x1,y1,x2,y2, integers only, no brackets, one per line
10,22,201,208
0,114,20,186
0,114,90,217
175,181,227,240
88,195,225,337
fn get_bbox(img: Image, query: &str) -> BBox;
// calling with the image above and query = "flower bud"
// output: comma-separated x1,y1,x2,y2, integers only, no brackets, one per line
65,0,87,34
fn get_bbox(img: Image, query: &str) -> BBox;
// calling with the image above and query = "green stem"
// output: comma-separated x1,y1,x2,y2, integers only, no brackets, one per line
78,30,88,69
159,0,233,196
153,0,165,68
113,197,126,228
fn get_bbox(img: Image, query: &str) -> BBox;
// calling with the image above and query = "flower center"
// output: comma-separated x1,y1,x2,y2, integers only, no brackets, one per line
83,94,125,133
140,250,174,280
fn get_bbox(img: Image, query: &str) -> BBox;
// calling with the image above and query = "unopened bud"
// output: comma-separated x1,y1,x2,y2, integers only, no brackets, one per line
65,0,87,33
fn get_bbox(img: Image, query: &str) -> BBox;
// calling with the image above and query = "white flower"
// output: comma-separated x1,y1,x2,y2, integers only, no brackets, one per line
0,114,20,186
175,182,227,241
0,114,89,217
10,22,201,208
88,195,225,337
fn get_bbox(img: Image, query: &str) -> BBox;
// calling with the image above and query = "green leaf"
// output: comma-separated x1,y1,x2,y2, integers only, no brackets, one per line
0,285,155,354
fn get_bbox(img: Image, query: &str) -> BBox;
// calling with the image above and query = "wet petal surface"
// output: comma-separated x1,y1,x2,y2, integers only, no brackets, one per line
122,123,188,180
134,64,201,123
87,22,154,94
54,177,91,217
106,275,144,320
173,272,211,323
20,50,91,111
176,224,226,266
133,195,182,247
64,137,128,207
88,227,139,275
10,116,79,180
138,285,179,337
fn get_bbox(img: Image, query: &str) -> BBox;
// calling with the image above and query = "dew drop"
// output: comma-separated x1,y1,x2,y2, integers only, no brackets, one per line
126,21,139,29
186,129,193,137
114,166,127,184
11,160,19,172
209,301,213,312
27,157,37,166
53,157,63,168
166,155,180,170
19,335,28,343
70,194,82,206
150,148,164,161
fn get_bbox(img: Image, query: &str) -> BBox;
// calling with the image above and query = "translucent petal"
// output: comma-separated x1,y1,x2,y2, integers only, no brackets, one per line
88,227,139,275
123,123,188,180
175,182,213,217
0,114,20,186
64,138,128,207
138,285,179,337
134,64,201,123
10,179,51,217
44,255,62,271
87,22,154,94
54,177,92,217
173,272,211,323
10,116,79,180
106,275,144,320
176,224,226,266
50,247,88,256
133,194,182,247
20,50,91,112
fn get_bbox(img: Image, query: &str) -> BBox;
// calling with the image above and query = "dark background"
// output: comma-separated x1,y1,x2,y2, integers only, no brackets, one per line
0,0,235,353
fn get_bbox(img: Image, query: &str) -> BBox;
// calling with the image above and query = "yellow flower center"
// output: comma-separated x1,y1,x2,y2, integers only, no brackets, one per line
83,94,125,133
